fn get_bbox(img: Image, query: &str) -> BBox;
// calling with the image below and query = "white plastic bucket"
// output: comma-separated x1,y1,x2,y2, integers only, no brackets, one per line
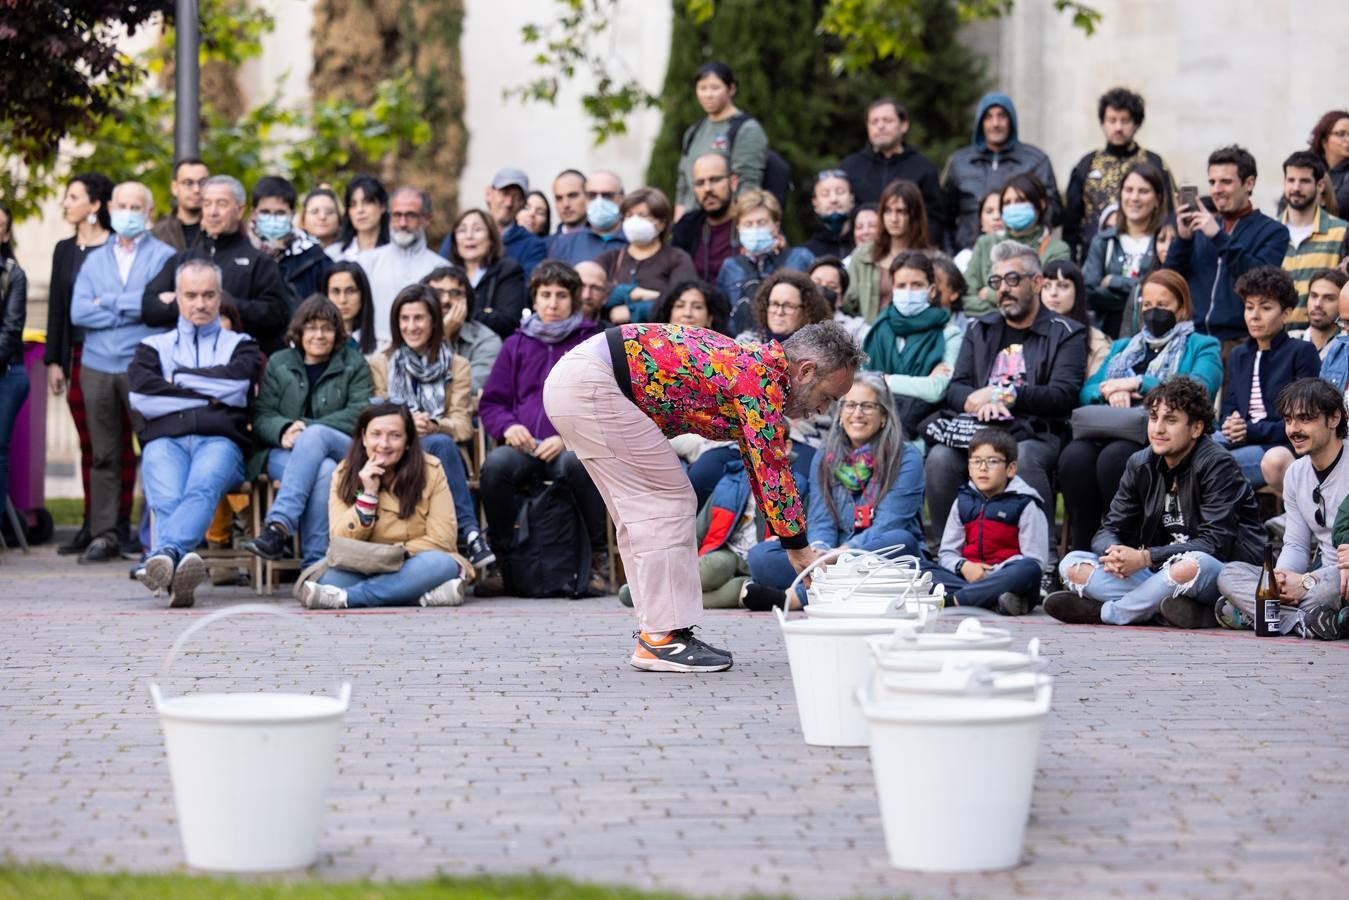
859,672,1052,872
148,605,351,872
866,615,1014,650
776,606,898,746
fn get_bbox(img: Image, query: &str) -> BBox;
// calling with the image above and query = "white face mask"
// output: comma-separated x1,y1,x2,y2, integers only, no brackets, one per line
892,288,932,317
621,216,658,245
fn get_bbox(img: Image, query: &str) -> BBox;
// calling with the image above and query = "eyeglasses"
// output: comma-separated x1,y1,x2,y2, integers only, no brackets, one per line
969,457,1007,470
1313,483,1326,527
767,301,803,314
692,174,729,189
303,323,336,334
840,400,882,415
815,168,849,183
987,273,1026,290
176,178,206,189
433,287,467,300
390,211,424,222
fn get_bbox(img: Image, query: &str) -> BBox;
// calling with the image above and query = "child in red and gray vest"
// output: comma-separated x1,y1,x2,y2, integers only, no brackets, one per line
922,428,1047,615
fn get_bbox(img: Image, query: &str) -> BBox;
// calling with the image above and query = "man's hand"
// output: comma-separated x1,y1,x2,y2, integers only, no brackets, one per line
1336,543,1349,570
1101,545,1147,578
46,364,66,397
533,435,565,462
503,424,536,453
976,401,1012,421
442,296,467,340
1186,201,1220,239
786,545,828,585
280,420,306,449
963,386,995,413
1274,569,1307,604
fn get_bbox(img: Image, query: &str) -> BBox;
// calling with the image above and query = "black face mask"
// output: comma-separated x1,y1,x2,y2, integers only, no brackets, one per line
818,286,839,306
1141,308,1177,337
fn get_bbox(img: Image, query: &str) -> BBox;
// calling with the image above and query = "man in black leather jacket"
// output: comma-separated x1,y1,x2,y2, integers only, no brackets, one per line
1045,377,1265,628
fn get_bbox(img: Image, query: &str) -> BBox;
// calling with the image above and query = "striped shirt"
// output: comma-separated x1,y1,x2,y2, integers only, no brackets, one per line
1249,350,1266,422
1283,207,1349,321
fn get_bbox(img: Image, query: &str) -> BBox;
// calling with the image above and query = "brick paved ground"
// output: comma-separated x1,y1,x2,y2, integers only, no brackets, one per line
2,543,1347,899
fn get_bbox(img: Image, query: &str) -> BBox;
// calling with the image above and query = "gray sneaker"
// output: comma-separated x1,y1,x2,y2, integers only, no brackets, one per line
301,581,348,610
1298,606,1343,641
419,578,465,607
137,548,180,595
1214,599,1251,630
168,552,206,609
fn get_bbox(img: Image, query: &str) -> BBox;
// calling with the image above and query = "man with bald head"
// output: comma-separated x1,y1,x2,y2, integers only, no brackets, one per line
359,185,449,346
550,170,627,265
70,181,177,563
672,152,739,282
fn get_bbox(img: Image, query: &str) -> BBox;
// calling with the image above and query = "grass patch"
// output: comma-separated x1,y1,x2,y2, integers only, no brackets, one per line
0,864,746,900
45,497,84,527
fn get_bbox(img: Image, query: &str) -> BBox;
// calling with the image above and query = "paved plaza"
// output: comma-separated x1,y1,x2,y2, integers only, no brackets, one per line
2,543,1347,898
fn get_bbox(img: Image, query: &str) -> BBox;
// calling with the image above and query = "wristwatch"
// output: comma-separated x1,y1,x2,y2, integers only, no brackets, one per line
1301,572,1317,592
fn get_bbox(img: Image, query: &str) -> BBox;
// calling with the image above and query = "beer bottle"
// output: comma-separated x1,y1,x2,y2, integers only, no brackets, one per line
1254,545,1279,637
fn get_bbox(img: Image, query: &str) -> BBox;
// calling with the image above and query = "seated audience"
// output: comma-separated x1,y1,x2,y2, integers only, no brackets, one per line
549,170,627,265
1082,162,1168,337
922,427,1046,614
963,173,1070,317
420,266,503,393
808,256,865,342
357,186,449,347
440,167,546,280
734,269,833,345
844,179,933,324
1318,276,1349,398
575,260,611,322
1039,259,1110,376
1216,266,1321,492
1216,378,1349,639
446,208,527,340
250,175,331,307
323,261,378,354
243,296,373,568
1045,377,1263,627
802,169,856,259
299,187,342,252
653,280,732,336
952,189,1002,273
368,284,493,569
129,259,263,607
326,175,388,262
717,188,814,333
517,189,552,238
597,187,697,324
1290,268,1348,361
301,403,469,609
671,152,739,282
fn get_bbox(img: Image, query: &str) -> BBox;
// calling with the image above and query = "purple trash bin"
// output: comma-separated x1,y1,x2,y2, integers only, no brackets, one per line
8,335,47,517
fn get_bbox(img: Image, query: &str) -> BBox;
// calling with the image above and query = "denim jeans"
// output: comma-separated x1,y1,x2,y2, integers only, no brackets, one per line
1059,549,1224,625
265,423,350,566
0,360,30,516
422,434,478,541
921,557,1043,609
318,549,460,608
142,435,244,556
747,526,922,603
687,444,817,510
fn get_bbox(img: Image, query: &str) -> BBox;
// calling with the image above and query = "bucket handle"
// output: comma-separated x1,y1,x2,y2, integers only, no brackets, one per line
148,604,350,709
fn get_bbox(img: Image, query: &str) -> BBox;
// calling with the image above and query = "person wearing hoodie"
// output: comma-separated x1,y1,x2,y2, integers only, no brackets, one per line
838,98,944,247
1165,145,1290,343
141,175,293,355
356,186,450,349
942,92,1062,254
250,175,331,311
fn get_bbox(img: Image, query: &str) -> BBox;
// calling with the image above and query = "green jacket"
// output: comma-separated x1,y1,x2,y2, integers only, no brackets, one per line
247,344,373,480
1332,493,1349,549
962,227,1071,317
842,241,883,323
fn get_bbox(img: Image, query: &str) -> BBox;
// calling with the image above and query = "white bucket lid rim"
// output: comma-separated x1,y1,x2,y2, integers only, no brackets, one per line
153,689,351,725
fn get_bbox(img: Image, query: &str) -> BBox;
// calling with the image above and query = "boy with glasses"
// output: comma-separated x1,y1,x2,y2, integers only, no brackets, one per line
921,428,1047,614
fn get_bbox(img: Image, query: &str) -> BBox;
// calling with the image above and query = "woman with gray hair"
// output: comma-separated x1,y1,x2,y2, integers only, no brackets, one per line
741,371,925,610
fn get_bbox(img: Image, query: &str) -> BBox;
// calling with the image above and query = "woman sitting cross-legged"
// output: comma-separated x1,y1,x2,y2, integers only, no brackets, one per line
367,284,494,569
301,403,469,609
740,373,925,610
244,296,373,567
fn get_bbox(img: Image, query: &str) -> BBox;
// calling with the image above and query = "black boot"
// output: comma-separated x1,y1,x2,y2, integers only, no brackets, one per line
57,521,92,556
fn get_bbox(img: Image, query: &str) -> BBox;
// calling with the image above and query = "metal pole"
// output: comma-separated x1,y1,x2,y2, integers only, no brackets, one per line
174,0,200,160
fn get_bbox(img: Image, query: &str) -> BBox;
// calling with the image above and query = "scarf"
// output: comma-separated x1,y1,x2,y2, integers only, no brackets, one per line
863,305,949,378
830,445,875,496
520,312,584,344
387,342,453,416
1104,319,1195,383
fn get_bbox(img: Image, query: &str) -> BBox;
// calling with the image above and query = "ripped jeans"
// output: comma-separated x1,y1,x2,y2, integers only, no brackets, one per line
1058,550,1225,625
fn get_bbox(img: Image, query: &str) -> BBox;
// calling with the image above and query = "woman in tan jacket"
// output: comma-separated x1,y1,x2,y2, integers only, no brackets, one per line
301,403,471,609
368,283,494,569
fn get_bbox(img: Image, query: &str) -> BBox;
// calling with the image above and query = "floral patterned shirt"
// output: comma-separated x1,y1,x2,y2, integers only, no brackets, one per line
610,324,807,549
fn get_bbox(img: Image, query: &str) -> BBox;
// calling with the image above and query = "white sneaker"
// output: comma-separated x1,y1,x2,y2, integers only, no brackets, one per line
301,581,348,609
419,578,465,607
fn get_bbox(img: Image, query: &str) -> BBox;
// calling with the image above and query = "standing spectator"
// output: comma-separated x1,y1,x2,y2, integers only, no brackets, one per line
838,98,943,245
596,188,697,324
1083,163,1168,337
151,158,209,250
420,266,502,393
717,189,813,332
250,175,331,308
142,175,293,354
547,169,589,250
1216,266,1322,492
441,167,546,280
357,186,449,348
1040,259,1110,377
674,62,768,219
1062,88,1173,262
299,188,342,252
301,403,469,610
549,171,627,265
942,92,1061,254
1280,151,1349,316
1308,109,1349,216
1291,269,1348,361
802,169,856,259
844,180,933,323
323,262,378,355
68,182,175,564
242,297,373,569
575,260,611,323
327,175,389,262
446,208,527,340
129,259,263,607
1166,145,1289,343
671,153,739,283
516,190,552,238
963,173,1070,317
0,204,29,533
924,241,1086,544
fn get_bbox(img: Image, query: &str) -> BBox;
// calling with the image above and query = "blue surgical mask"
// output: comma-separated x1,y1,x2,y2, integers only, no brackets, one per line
255,212,292,242
819,210,849,235
586,197,621,231
892,288,932,317
738,226,776,255
110,209,146,239
1001,201,1037,232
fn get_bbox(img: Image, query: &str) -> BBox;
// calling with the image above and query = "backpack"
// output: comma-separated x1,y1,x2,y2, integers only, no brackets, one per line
504,478,593,598
682,113,793,210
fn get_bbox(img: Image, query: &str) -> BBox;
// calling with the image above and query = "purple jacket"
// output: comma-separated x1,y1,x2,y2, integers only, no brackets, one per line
480,319,601,441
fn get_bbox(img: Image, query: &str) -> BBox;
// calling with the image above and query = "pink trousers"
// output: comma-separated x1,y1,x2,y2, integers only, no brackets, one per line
543,336,703,633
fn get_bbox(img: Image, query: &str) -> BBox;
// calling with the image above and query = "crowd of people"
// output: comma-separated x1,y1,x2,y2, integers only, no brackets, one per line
4,64,1349,649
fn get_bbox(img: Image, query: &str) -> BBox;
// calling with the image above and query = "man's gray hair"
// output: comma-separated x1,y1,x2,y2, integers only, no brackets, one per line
782,321,867,374
175,258,223,292
202,174,245,206
392,185,433,217
990,239,1041,275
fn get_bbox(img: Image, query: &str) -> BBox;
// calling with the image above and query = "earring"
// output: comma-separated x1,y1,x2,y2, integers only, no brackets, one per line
86,212,97,225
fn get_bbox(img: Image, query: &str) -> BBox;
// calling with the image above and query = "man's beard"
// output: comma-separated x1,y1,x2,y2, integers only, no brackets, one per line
999,292,1032,322
785,373,821,418
391,228,420,248
1286,193,1316,212
701,195,731,218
